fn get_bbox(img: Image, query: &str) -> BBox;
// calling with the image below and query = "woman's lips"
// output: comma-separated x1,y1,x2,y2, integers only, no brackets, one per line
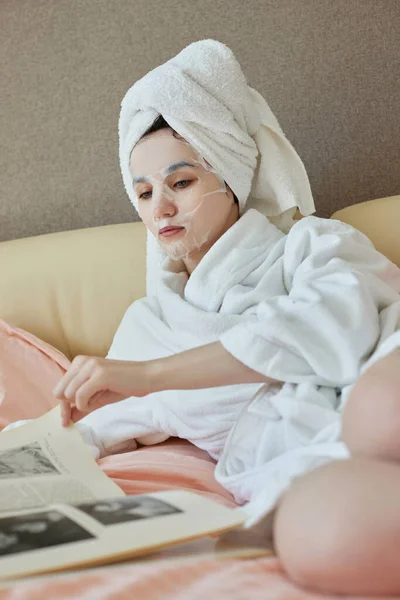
159,226,185,238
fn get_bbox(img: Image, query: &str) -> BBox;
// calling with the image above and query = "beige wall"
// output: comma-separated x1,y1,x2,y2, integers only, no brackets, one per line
1,0,399,242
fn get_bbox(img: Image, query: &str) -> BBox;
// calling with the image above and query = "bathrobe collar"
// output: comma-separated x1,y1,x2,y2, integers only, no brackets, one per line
159,209,285,312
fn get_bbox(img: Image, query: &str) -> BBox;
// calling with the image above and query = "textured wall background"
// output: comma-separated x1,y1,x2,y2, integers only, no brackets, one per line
1,0,399,242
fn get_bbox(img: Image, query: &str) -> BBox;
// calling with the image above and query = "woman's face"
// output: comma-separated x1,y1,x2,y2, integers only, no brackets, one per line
129,129,238,263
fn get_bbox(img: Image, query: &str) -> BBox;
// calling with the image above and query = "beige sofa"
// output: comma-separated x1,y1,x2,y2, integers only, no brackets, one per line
1,196,399,361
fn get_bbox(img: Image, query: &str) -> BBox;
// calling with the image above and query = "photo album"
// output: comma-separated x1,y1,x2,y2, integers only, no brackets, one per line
0,408,268,582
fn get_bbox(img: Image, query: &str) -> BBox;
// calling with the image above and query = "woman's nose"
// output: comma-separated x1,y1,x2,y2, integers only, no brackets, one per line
153,193,176,220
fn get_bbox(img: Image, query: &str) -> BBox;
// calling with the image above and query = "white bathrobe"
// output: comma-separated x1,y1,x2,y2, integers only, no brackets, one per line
79,210,400,522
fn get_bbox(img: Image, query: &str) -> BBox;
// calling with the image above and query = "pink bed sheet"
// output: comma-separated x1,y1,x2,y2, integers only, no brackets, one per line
99,438,237,508
0,556,350,600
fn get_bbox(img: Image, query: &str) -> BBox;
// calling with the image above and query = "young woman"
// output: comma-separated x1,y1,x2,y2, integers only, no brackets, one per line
10,41,400,594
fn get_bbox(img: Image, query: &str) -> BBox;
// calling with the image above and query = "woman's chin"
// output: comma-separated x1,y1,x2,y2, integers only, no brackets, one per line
159,239,191,261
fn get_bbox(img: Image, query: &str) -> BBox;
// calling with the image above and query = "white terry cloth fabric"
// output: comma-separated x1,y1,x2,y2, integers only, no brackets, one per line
77,210,400,521
118,39,315,295
350,305,400,373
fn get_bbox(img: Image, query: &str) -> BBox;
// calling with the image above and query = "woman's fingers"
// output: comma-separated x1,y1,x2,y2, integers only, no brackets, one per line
60,399,72,428
61,389,106,425
63,366,93,401
53,356,90,399
53,357,138,425
69,392,127,424
74,379,105,412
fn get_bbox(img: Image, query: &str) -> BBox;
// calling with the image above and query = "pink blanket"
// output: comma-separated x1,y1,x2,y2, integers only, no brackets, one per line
0,319,386,598
0,557,346,600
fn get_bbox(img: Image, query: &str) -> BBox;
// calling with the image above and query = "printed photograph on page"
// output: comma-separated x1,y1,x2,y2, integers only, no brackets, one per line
77,495,182,526
0,509,94,557
0,410,124,512
0,443,60,479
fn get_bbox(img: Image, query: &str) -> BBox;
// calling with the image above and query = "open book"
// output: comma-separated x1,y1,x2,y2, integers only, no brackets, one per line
0,409,270,581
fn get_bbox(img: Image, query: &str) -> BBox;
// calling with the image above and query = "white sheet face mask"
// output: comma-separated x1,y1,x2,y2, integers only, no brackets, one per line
130,130,235,261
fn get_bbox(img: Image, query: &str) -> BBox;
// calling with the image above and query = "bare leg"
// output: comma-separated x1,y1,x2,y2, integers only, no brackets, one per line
342,349,400,461
274,458,400,595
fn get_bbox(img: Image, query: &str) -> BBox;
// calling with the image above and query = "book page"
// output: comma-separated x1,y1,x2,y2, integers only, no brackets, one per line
0,408,124,513
0,490,248,581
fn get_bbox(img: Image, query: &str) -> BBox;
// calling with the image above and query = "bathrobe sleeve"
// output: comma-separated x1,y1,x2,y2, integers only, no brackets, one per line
220,217,400,387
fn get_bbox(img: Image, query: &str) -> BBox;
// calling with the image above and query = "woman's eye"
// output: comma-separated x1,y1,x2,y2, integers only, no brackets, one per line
174,180,191,189
139,191,152,200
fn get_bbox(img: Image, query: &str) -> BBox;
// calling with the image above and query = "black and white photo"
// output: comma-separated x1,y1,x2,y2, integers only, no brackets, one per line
0,442,60,479
0,510,94,556
77,495,182,526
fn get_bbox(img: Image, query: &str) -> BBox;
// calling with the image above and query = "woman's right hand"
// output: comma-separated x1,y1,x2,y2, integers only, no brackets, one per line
52,356,152,427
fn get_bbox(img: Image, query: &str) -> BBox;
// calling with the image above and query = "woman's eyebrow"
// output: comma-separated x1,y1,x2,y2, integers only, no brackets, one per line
163,160,197,175
132,161,197,185
132,175,150,185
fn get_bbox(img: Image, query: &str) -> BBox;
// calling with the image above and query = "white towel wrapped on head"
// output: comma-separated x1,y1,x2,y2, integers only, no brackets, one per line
118,39,315,293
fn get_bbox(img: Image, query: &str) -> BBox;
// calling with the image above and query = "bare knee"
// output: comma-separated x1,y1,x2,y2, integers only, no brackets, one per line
274,458,400,595
342,351,400,461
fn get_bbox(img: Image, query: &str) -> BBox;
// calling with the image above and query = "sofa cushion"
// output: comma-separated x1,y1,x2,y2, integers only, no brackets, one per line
331,195,400,267
0,222,146,359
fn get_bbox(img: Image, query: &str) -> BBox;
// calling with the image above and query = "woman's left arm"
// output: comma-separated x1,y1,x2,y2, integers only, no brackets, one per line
54,342,276,425
149,341,276,390
55,219,400,425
